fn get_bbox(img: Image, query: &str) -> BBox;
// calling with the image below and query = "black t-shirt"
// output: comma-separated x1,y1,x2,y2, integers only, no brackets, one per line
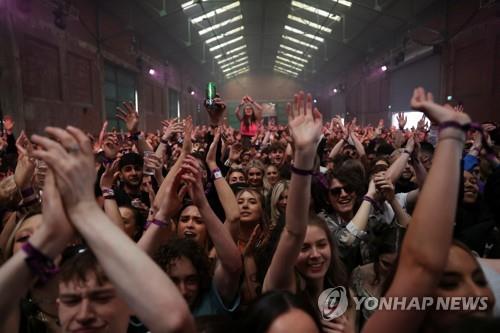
114,184,151,209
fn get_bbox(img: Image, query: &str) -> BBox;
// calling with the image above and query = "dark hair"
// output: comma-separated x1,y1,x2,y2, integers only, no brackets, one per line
195,315,237,333
376,142,395,156
328,159,367,212
242,105,257,130
420,141,435,155
269,142,286,153
118,152,144,170
365,224,402,285
154,238,211,294
60,249,109,286
445,316,500,333
238,291,322,333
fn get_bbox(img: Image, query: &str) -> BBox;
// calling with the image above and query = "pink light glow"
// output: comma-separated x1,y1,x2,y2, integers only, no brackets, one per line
148,68,156,75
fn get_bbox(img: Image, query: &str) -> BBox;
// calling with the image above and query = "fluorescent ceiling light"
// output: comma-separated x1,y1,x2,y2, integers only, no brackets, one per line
275,60,303,72
191,1,240,24
274,66,299,76
291,1,342,21
282,35,319,50
332,0,352,8
274,68,298,77
181,0,208,10
199,15,243,36
276,55,305,67
222,61,248,72
220,56,248,69
277,50,308,63
209,36,244,52
280,44,303,55
284,25,325,42
226,67,249,77
288,14,334,32
205,26,244,44
214,45,246,59
217,51,247,64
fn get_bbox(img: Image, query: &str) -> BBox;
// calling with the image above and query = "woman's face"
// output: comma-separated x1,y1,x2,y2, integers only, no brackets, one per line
277,188,288,213
237,191,262,225
118,207,137,239
329,178,356,216
247,167,264,187
228,171,246,185
296,225,331,281
267,308,320,333
244,106,253,117
429,245,495,328
378,252,397,276
177,205,208,248
12,214,43,255
266,165,280,186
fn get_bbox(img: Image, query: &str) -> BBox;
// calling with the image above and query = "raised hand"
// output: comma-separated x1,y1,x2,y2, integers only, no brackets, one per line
205,96,227,126
100,158,120,189
411,87,470,126
286,92,323,152
161,119,183,141
182,117,193,154
374,172,395,202
14,131,35,188
116,101,139,133
206,127,221,169
180,155,206,208
102,134,119,159
397,112,407,130
30,126,97,211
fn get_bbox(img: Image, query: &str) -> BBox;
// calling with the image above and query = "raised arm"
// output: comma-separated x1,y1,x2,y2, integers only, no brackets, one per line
246,95,263,121
263,92,323,292
206,128,240,242
100,159,123,229
386,136,415,184
0,170,74,326
363,87,471,333
116,101,153,154
181,155,242,306
31,126,195,333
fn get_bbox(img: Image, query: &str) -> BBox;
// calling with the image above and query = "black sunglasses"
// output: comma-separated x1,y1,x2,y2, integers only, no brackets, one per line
329,186,354,196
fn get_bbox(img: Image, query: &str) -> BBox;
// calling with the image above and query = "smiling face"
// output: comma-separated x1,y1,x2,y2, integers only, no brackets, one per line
266,165,280,186
167,256,200,309
463,171,479,204
295,225,331,281
237,190,262,225
244,106,254,117
12,214,43,255
120,164,143,187
58,271,130,333
328,178,356,218
271,149,285,166
177,205,208,248
247,167,264,187
428,245,495,329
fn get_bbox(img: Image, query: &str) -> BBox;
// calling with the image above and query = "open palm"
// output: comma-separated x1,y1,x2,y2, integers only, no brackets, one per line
287,92,323,151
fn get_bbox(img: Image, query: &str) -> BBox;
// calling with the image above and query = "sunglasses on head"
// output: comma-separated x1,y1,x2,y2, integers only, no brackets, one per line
329,186,354,196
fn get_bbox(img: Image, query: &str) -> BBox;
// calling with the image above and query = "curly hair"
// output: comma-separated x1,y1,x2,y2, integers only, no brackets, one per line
154,238,212,295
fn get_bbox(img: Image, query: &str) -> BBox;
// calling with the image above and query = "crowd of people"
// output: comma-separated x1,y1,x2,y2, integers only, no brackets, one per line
0,87,499,333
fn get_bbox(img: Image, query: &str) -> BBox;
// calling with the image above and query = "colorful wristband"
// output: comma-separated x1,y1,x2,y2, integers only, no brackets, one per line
22,242,59,285
290,164,314,176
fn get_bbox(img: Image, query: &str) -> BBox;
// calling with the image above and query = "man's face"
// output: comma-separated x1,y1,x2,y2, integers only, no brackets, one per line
58,272,130,333
167,256,200,309
120,164,143,187
271,149,284,166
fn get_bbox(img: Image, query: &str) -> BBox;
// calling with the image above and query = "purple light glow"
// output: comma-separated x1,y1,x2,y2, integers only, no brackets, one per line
381,65,388,72
148,68,156,75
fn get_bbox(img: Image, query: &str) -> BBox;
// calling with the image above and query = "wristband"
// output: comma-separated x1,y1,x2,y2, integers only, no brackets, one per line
290,164,314,176
402,149,412,155
22,242,59,285
144,218,170,230
363,195,382,212
160,138,169,145
102,188,115,196
212,167,223,180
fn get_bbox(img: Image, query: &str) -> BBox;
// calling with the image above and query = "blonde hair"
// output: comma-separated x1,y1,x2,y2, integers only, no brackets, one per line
269,180,289,226
4,211,41,260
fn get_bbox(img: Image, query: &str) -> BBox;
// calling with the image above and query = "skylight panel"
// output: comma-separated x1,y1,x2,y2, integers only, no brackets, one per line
222,60,248,72
276,55,305,67
291,1,341,21
191,1,240,24
277,50,308,63
275,60,303,72
209,36,244,52
217,51,247,64
220,56,248,69
274,66,299,76
282,35,319,50
205,26,244,44
284,25,325,42
288,14,334,32
198,15,243,36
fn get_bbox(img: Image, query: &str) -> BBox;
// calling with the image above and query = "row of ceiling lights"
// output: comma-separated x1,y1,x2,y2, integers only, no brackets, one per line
181,1,249,79
273,0,351,78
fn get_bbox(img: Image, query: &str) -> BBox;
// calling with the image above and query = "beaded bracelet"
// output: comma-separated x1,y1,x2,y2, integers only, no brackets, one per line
22,242,59,284
363,195,383,212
